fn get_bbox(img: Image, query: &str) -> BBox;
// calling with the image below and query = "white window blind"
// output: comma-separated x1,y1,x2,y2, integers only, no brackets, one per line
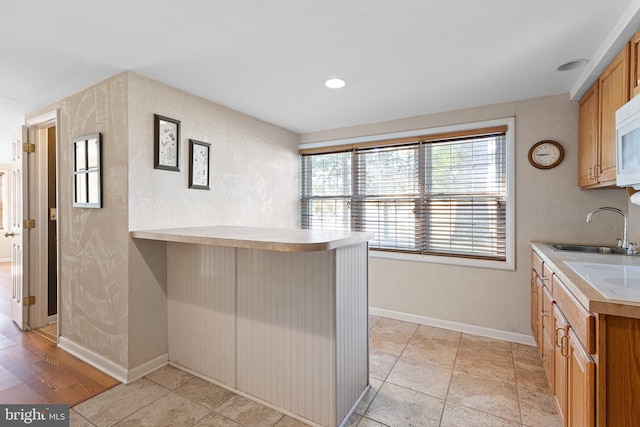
300,127,508,261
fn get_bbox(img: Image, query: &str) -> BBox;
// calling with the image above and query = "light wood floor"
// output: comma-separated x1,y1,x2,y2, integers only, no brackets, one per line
0,262,119,405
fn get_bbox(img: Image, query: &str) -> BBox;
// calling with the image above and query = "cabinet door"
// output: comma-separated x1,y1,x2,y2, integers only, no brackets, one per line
530,269,539,346
541,285,555,388
578,82,599,188
630,28,640,98
553,304,569,426
567,328,595,427
598,43,630,184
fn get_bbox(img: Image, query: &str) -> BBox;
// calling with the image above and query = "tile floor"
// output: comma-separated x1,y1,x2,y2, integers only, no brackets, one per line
70,316,561,427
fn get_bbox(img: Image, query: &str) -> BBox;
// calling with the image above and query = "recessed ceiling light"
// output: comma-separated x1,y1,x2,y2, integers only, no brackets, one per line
557,59,589,71
324,78,346,89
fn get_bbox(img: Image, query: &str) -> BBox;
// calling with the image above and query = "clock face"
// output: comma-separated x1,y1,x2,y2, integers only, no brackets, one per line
529,140,564,169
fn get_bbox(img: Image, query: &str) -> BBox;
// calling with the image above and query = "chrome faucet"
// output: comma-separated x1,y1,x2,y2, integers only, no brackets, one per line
586,207,637,255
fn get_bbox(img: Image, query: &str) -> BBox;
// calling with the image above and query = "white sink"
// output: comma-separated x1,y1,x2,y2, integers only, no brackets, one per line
564,261,640,302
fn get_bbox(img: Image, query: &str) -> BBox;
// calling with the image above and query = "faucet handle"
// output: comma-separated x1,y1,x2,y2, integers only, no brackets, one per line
617,238,624,248
628,243,638,255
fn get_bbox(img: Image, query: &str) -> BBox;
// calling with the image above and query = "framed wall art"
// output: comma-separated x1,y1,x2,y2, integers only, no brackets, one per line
73,133,102,208
189,139,210,190
154,114,180,171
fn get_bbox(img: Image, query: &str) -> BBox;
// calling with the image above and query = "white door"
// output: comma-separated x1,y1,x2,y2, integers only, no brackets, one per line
9,126,29,330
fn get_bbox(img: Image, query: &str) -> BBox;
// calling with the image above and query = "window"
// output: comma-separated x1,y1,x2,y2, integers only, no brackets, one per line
300,119,514,268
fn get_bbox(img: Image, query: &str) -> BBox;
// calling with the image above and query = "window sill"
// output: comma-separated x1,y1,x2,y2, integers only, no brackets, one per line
369,250,515,271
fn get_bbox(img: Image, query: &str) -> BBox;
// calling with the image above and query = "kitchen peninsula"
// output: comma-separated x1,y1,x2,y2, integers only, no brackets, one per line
131,226,373,427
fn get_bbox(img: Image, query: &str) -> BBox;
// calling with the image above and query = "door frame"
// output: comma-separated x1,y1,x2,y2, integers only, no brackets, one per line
25,110,59,332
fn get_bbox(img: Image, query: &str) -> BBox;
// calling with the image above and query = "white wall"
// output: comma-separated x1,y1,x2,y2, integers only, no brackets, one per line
301,93,629,338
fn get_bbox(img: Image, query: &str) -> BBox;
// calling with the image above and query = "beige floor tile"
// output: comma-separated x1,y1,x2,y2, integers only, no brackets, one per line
215,395,284,427
365,382,445,427
440,402,520,427
357,417,386,427
447,371,520,423
354,378,383,415
174,376,236,409
146,364,195,390
415,325,462,347
370,330,411,356
458,334,512,356
369,315,382,329
371,318,419,338
74,378,169,427
369,348,399,380
514,359,551,394
511,342,542,365
114,392,211,426
454,348,516,382
387,356,453,399
274,416,309,427
69,409,94,427
402,331,459,369
195,413,243,427
518,385,562,427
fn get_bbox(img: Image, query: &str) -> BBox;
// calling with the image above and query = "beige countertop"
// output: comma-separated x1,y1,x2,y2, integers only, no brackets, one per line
131,225,374,252
532,241,640,319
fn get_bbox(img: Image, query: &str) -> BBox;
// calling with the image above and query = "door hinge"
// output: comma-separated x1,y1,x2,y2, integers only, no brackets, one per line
23,143,35,153
23,219,35,229
23,296,36,306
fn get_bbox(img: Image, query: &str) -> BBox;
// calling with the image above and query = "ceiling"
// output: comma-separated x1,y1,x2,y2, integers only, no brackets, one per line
1,0,640,163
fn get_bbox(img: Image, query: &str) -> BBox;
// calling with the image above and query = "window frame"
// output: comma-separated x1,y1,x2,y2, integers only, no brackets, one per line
299,117,515,270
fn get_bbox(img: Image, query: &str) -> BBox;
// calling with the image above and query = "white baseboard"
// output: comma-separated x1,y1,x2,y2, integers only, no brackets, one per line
58,336,168,384
369,307,536,346
47,315,57,325
127,353,169,383
58,336,128,383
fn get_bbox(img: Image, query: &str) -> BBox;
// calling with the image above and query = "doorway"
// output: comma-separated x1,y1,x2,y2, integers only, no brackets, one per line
23,112,59,340
32,124,58,341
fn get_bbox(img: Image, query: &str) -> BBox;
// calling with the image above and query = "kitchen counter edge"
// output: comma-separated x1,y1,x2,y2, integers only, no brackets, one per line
532,241,640,319
131,225,374,252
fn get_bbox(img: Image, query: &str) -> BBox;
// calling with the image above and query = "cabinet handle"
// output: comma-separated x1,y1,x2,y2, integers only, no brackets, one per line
594,164,601,179
561,335,569,358
542,275,549,282
555,327,567,349
541,353,550,364
530,278,537,293
588,167,593,180
540,309,550,317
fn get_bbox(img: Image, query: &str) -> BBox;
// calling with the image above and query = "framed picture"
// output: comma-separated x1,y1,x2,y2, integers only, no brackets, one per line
189,139,211,190
154,114,180,171
73,133,102,208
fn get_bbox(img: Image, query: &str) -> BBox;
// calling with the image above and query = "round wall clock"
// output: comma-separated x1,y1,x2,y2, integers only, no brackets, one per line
528,140,564,169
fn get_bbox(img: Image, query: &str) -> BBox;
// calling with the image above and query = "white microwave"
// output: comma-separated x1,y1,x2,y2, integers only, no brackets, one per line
617,95,640,189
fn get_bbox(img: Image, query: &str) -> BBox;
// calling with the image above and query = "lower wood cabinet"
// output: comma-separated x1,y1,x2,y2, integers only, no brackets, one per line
567,328,595,427
553,305,569,423
532,247,640,426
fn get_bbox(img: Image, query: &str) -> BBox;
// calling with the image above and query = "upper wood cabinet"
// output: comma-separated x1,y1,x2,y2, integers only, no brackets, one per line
630,28,640,98
578,82,599,187
578,44,630,188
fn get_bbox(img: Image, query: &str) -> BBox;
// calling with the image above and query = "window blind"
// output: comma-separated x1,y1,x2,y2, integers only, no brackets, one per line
300,128,508,261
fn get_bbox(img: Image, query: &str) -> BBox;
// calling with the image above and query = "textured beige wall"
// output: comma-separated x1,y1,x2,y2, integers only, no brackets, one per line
301,93,629,336
26,71,299,372
55,73,131,366
127,72,299,231
125,72,299,367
